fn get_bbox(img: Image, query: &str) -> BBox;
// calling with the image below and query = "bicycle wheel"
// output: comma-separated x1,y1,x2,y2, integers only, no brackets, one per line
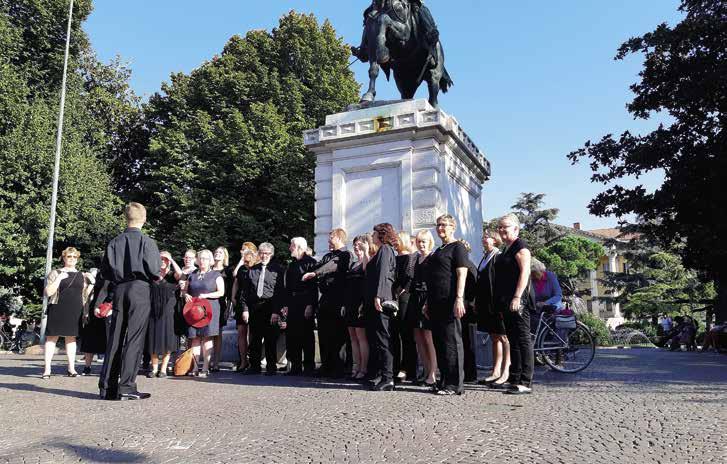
536,321,595,373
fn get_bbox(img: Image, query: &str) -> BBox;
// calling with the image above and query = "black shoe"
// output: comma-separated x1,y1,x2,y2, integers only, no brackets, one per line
372,380,395,391
489,381,511,390
366,376,382,387
209,366,221,373
242,367,261,375
157,372,167,378
81,367,92,376
100,390,119,401
146,371,157,378
66,371,78,378
119,392,151,400
503,385,532,395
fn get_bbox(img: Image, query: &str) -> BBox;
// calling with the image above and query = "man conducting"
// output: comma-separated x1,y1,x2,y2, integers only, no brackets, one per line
99,203,161,400
303,228,352,378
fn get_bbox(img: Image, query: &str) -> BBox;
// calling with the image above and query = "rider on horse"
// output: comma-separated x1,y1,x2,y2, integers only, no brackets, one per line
352,0,441,69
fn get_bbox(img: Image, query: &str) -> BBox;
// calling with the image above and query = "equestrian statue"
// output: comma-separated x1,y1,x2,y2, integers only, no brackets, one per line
351,0,453,108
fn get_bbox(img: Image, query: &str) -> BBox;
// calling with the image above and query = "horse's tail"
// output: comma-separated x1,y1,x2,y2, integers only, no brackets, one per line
440,66,453,93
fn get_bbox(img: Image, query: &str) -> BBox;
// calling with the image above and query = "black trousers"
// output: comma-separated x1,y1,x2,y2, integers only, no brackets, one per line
461,321,478,381
393,292,418,378
503,308,534,387
366,309,394,382
430,315,464,393
318,305,346,374
248,301,279,372
99,281,151,395
286,305,315,372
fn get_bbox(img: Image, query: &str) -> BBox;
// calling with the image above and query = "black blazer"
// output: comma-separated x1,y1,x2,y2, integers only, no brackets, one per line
365,244,397,306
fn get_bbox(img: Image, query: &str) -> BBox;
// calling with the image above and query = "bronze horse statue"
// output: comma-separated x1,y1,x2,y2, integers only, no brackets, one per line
352,0,453,108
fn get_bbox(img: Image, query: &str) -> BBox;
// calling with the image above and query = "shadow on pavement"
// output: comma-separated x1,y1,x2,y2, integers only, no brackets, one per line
42,439,147,463
0,382,98,400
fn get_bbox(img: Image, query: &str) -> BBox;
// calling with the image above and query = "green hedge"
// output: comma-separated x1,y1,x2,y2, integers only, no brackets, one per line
577,312,613,346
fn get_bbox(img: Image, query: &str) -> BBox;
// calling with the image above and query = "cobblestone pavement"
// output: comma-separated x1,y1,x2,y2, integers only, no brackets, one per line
0,348,725,463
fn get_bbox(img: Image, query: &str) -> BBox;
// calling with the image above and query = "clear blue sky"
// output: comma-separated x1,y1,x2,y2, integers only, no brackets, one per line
85,0,683,231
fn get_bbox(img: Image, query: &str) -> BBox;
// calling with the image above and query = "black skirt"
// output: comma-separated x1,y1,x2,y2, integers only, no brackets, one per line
80,314,108,354
46,272,84,337
146,279,180,353
478,309,506,336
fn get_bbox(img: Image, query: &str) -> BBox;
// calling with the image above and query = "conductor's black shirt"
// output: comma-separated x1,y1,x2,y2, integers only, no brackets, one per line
101,227,161,284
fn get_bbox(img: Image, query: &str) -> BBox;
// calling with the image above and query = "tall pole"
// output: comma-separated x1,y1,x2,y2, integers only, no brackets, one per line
40,0,74,344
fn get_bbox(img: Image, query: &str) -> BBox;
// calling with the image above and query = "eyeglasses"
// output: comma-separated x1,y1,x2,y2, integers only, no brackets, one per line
436,223,453,228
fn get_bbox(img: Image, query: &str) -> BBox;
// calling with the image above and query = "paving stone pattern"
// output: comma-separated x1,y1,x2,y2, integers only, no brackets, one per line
0,348,725,463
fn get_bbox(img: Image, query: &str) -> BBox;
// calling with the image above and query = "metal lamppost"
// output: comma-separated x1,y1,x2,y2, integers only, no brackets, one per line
39,0,74,344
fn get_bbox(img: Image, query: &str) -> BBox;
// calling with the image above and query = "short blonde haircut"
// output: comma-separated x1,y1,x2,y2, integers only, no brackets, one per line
330,228,347,243
61,247,80,258
125,202,146,223
436,214,456,227
499,213,520,228
241,242,257,253
197,249,214,262
415,230,435,253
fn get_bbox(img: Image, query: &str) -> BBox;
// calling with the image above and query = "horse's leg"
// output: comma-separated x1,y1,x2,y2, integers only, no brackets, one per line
361,61,379,103
376,15,392,63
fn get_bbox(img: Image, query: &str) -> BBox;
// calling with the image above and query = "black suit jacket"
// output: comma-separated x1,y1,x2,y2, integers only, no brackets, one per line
239,260,285,314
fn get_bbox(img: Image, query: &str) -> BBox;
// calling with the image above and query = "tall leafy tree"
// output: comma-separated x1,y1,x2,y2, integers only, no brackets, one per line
0,0,132,307
507,193,560,253
143,12,359,256
568,0,727,321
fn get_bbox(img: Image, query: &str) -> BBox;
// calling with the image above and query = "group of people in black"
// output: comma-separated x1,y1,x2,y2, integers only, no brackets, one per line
42,202,536,400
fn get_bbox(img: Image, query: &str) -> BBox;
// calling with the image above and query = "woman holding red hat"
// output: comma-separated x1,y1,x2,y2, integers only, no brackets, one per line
182,249,224,377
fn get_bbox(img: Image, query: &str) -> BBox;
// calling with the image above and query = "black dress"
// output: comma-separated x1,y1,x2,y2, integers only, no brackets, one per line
475,250,506,335
146,274,179,354
406,253,431,330
216,266,235,330
81,279,110,354
46,271,84,337
344,262,366,328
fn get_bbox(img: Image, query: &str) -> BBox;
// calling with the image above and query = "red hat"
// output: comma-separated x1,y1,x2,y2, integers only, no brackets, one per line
97,302,113,318
183,297,213,328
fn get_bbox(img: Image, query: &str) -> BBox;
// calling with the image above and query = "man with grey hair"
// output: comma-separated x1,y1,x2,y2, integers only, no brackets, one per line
238,242,285,375
282,237,318,375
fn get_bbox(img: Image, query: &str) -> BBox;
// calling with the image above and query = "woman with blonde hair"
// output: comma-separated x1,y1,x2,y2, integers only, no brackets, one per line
210,246,234,372
231,242,258,372
345,234,375,380
42,247,94,378
182,249,225,377
393,231,418,381
407,230,438,387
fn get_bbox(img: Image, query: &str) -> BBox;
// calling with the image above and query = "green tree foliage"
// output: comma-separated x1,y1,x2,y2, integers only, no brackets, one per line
142,12,359,256
535,236,604,293
599,239,716,321
509,193,560,253
0,1,131,305
567,0,727,321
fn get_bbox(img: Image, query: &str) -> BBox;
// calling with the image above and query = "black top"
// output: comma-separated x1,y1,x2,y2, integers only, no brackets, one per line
312,248,352,308
101,227,161,284
425,240,468,304
394,253,417,295
464,259,478,314
284,255,318,308
238,261,285,314
365,244,397,304
493,238,534,311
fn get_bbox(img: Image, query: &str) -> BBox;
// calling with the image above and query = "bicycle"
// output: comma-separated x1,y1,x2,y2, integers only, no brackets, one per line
0,317,40,354
531,305,595,373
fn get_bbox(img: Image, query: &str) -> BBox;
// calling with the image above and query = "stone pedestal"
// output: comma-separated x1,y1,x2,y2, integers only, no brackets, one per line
304,100,490,262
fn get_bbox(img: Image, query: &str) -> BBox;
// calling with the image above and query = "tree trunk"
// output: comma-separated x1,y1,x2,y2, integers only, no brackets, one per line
715,276,727,324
